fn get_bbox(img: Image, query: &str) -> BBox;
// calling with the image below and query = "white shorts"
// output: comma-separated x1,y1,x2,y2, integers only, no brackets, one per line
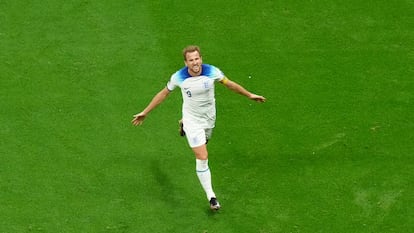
184,126,213,148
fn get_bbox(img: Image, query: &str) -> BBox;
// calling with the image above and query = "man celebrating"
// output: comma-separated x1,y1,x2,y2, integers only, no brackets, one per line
132,45,266,210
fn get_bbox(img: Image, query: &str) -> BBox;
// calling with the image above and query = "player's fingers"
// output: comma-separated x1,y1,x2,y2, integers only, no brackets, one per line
133,118,144,126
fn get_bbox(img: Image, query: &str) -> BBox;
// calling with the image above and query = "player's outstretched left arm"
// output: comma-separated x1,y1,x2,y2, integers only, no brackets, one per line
220,77,266,103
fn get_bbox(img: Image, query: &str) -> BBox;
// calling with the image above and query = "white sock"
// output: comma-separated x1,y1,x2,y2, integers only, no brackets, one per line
196,159,216,200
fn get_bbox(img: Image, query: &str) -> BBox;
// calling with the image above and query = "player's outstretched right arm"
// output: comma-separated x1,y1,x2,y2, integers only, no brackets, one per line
131,87,170,126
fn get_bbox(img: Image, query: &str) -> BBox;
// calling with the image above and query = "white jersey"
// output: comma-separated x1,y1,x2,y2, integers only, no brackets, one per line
167,64,225,129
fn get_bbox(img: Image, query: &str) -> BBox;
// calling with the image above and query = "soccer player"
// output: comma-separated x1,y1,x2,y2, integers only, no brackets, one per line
132,45,266,210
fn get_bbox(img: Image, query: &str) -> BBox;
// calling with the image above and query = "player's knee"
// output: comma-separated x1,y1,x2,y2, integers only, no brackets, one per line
192,143,208,159
193,149,208,160
195,151,208,160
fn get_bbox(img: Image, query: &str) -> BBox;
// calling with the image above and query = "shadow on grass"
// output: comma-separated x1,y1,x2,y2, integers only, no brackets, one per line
205,208,221,217
150,159,224,214
150,159,181,209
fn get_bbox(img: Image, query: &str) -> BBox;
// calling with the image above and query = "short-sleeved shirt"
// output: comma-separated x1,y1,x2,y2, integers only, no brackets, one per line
167,64,225,130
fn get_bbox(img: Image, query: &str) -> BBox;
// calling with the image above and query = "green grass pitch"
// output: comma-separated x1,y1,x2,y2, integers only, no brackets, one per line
1,0,413,232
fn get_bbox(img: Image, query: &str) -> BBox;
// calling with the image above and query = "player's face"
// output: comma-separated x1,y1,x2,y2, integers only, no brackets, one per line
185,51,203,76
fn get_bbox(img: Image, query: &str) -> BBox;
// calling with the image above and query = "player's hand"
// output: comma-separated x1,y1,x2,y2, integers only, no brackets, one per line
249,94,266,103
132,112,146,126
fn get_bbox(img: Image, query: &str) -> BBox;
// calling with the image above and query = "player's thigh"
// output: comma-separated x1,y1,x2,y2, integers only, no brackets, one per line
184,127,207,148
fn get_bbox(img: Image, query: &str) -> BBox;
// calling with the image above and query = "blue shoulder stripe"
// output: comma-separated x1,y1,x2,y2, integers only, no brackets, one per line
174,67,191,83
200,64,214,77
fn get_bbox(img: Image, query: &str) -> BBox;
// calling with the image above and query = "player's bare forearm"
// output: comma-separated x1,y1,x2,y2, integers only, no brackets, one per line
132,87,170,126
142,87,170,114
223,80,266,102
224,80,250,96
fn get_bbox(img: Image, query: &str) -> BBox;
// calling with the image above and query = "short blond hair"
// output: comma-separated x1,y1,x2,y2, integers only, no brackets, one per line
182,45,201,61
